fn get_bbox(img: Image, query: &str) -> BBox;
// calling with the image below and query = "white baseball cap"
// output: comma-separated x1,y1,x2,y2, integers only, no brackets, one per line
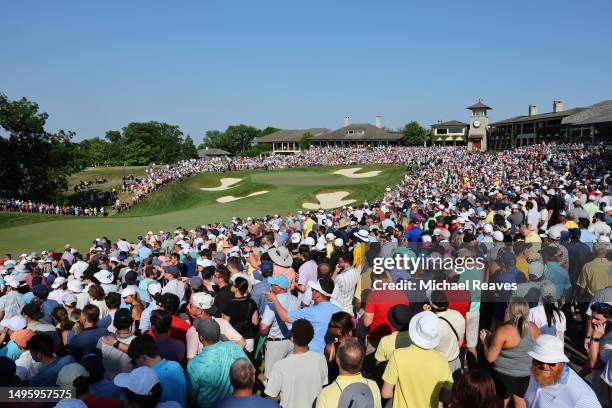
191,292,215,310
147,282,162,295
301,237,316,247
355,230,369,242
528,261,545,279
57,363,89,387
51,277,67,289
290,232,302,244
547,229,561,240
0,315,27,332
67,279,83,293
527,334,569,364
121,287,137,298
113,366,160,396
483,224,494,234
333,238,344,247
492,231,504,241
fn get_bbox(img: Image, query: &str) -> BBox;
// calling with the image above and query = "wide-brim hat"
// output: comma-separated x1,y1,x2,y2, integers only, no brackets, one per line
338,218,350,229
527,334,569,364
387,304,414,331
94,270,114,284
408,311,440,350
268,246,292,267
354,229,369,242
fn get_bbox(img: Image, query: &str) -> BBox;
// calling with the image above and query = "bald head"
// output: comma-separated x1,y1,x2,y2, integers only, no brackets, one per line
337,337,364,374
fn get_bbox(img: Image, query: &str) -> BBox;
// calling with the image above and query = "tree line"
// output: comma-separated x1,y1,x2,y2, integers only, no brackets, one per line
0,92,429,202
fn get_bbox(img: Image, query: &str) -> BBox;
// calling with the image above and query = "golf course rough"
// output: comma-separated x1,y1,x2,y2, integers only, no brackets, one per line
200,178,243,191
0,164,405,254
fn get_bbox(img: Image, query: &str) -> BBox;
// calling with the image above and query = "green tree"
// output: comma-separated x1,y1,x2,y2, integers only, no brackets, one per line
201,130,229,150
0,93,75,202
182,135,197,159
259,126,280,137
224,124,260,154
299,131,314,149
121,122,184,164
123,139,152,165
401,121,428,146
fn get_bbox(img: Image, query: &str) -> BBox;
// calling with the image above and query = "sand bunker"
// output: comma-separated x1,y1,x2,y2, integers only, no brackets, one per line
303,191,356,210
216,191,269,203
333,167,381,178
200,178,242,191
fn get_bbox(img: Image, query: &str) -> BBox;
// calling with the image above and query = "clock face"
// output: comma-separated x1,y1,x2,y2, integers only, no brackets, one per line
473,120,481,128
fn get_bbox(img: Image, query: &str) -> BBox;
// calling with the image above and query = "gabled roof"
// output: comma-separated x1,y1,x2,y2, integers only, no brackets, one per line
309,124,403,141
561,100,612,125
431,120,468,127
491,107,585,126
466,101,492,110
197,148,230,157
257,128,329,143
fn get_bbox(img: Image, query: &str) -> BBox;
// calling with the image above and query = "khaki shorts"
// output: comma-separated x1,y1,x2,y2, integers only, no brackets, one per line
466,310,480,348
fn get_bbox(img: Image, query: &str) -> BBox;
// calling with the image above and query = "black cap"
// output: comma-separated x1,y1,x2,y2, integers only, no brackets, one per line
387,304,414,331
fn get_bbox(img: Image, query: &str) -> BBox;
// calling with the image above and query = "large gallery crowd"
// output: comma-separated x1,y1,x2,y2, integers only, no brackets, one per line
0,143,611,408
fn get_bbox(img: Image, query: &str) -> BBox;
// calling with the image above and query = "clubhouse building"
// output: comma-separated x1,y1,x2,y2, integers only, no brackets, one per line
488,100,612,149
258,116,403,154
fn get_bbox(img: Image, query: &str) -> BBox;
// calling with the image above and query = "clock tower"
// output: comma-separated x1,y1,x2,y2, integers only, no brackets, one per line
466,99,492,151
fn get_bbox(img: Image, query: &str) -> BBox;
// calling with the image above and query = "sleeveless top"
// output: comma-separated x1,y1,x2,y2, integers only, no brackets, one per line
494,325,534,377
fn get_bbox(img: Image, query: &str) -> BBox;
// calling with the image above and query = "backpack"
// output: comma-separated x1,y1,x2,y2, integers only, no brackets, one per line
337,381,375,408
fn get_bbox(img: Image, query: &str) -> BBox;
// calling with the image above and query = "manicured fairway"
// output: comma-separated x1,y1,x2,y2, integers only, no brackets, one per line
0,164,405,255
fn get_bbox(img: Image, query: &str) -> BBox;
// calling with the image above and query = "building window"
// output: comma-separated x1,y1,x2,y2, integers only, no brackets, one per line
436,128,448,135
448,127,464,134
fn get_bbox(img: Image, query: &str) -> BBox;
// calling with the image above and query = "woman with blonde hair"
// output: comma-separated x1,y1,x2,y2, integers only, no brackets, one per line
121,287,145,334
479,297,540,408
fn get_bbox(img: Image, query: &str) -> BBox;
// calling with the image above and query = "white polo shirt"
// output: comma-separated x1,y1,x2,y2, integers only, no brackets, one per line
524,364,601,408
332,267,360,316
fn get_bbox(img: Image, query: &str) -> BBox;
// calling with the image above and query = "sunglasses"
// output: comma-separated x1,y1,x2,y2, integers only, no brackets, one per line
590,302,611,313
532,359,560,368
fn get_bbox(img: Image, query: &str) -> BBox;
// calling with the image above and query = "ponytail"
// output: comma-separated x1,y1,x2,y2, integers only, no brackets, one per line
543,298,559,327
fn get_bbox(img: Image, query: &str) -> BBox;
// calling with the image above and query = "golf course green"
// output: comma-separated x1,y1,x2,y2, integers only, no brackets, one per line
0,164,405,255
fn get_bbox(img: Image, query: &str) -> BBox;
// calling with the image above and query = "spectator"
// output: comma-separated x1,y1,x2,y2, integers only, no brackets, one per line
212,358,278,407
68,304,106,361
28,333,76,386
316,337,381,408
187,318,247,407
96,308,135,380
127,334,187,407
479,297,540,408
114,366,181,408
265,319,328,408
381,311,453,408
450,369,502,408
525,334,600,407
149,309,185,364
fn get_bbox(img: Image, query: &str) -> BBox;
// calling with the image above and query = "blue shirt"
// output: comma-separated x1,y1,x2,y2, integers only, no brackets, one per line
251,280,271,314
544,262,572,300
30,355,76,386
89,379,122,399
212,395,278,408
154,359,187,408
187,341,247,408
0,340,21,361
288,301,341,353
68,326,107,361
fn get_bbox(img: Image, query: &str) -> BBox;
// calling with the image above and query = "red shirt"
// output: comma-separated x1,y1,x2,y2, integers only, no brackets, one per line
444,289,471,320
364,289,410,342
147,314,190,343
81,394,123,408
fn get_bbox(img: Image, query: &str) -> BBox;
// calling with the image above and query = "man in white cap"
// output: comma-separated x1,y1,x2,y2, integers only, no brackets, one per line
48,277,69,304
524,334,600,407
114,366,181,407
67,279,89,310
381,311,453,407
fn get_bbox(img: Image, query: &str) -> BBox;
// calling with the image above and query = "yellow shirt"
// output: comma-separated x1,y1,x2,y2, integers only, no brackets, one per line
486,211,495,224
353,242,366,268
375,332,398,363
316,374,382,408
382,345,453,408
577,258,612,296
303,218,315,237
516,256,529,279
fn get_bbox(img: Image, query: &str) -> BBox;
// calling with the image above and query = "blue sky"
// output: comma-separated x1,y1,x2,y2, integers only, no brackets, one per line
1,0,611,143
